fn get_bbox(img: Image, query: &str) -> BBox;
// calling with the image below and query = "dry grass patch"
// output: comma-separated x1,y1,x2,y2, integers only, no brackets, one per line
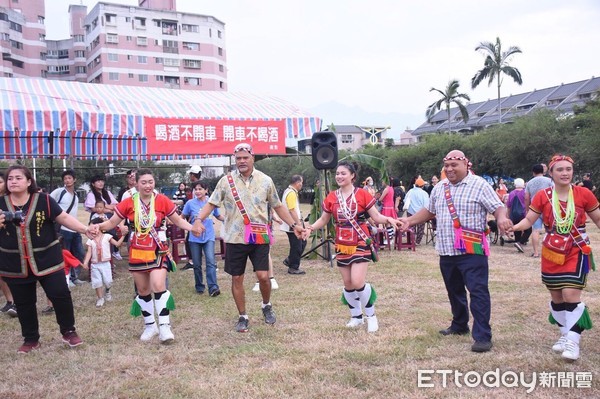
1,209,599,398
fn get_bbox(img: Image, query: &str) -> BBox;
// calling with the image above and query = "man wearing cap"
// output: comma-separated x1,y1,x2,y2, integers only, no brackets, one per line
398,150,512,353
188,165,202,183
280,175,307,275
403,176,430,245
193,143,305,333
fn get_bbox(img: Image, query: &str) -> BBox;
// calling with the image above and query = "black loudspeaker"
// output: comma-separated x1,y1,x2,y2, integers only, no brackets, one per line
311,131,338,170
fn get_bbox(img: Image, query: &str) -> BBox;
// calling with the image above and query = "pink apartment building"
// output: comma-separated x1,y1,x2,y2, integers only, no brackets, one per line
0,0,227,90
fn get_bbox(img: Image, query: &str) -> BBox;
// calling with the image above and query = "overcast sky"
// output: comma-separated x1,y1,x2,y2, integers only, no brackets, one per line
47,0,600,133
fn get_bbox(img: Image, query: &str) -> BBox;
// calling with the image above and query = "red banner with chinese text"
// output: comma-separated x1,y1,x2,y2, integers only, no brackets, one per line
144,117,286,155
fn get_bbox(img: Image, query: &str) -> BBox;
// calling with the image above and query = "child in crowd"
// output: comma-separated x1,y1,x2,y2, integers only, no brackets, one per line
91,200,109,221
83,218,125,307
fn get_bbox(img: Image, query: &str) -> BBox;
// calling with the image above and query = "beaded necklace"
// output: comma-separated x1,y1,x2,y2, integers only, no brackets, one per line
551,186,575,234
133,193,156,237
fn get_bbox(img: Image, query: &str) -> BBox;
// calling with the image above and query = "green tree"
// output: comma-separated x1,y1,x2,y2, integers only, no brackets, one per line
471,37,523,123
426,79,470,133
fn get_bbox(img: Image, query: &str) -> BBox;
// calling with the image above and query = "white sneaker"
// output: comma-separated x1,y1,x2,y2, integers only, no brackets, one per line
159,324,174,344
366,315,379,332
68,280,76,289
562,339,580,361
346,317,364,328
552,335,567,353
140,323,159,342
252,282,260,292
112,252,123,261
95,297,105,307
104,291,112,301
270,278,279,290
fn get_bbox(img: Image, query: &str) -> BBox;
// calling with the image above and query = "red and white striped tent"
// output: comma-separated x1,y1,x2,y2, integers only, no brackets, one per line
0,78,321,160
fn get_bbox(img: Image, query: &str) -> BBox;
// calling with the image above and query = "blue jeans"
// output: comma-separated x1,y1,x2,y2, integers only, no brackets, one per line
439,254,491,342
189,240,218,293
60,229,84,281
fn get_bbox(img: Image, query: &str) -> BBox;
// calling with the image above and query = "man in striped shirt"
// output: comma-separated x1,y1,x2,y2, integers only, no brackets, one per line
399,150,512,353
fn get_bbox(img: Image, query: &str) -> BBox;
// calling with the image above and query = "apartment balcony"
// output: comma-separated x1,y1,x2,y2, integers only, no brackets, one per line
163,46,178,54
165,82,180,89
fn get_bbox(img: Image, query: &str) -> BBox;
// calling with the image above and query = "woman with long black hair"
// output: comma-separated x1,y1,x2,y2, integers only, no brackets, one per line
0,166,98,353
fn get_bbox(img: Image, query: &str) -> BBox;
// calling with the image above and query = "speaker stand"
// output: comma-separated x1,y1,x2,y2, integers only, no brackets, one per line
301,169,335,268
301,231,335,268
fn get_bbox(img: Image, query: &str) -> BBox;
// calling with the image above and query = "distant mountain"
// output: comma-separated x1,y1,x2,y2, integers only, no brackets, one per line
307,101,423,140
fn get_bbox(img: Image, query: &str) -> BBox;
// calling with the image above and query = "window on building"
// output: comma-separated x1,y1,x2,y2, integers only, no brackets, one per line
218,47,223,56
12,59,23,68
183,59,201,69
219,81,224,89
126,36,132,41
134,17,146,29
76,66,86,74
341,135,354,143
48,65,70,75
75,50,85,58
40,52,46,60
73,34,84,42
162,21,177,35
219,64,224,72
0,32,8,40
128,73,134,78
105,13,116,26
139,74,148,82
125,17,131,22
181,24,199,33
108,53,118,62
156,75,164,81
10,40,23,50
38,15,44,24
109,72,119,81
163,40,178,53
41,70,47,78
58,49,69,59
137,36,147,46
106,33,118,44
138,55,147,64
183,42,199,50
9,21,22,32
184,77,201,86
155,57,163,64
38,33,45,41
127,55,132,60
163,58,180,67
218,30,222,38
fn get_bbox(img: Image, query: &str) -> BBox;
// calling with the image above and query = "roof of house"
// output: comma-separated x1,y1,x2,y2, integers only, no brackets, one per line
413,76,600,136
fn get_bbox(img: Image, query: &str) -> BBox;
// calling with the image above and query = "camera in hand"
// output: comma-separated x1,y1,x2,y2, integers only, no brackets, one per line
2,211,24,225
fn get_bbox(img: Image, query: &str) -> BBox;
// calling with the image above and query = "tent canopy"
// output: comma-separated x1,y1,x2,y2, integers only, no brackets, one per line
0,78,321,160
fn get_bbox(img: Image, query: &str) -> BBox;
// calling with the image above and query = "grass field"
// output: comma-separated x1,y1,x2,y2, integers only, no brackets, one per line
0,206,599,398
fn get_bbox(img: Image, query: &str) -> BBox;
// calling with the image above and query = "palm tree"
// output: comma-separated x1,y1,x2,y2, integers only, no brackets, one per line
471,37,523,123
426,79,470,133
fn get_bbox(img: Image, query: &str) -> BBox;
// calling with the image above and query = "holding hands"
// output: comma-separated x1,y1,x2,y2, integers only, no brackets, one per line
191,219,205,237
84,224,100,239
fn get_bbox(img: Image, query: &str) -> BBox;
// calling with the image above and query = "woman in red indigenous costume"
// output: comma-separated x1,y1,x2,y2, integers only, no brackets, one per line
99,169,199,344
513,155,600,361
307,162,401,332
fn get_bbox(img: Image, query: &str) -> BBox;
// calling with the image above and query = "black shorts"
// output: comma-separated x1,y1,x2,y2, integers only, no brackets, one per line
224,243,270,276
